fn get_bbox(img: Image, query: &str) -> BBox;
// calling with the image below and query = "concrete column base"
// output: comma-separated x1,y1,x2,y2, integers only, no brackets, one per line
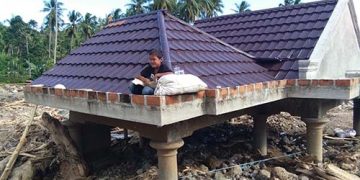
353,98,360,136
150,139,184,180
253,114,268,156
304,118,329,163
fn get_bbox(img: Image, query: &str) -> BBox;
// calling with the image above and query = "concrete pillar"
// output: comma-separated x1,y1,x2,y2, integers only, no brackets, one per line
150,139,184,180
353,98,360,135
253,114,268,156
304,118,329,163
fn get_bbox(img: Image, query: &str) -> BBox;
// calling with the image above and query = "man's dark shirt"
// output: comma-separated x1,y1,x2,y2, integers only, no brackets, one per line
140,63,172,80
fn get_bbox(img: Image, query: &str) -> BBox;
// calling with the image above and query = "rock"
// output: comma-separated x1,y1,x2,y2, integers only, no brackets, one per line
214,172,227,180
227,165,242,177
340,162,354,171
298,175,309,180
255,169,271,180
282,136,291,144
199,164,209,173
272,167,298,180
136,168,143,175
207,156,223,169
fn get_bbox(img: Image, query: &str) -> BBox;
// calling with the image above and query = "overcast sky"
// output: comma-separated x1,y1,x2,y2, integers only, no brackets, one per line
0,0,319,26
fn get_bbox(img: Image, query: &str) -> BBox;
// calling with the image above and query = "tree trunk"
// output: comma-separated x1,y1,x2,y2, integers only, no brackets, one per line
26,36,31,79
48,29,52,59
53,0,58,64
70,35,73,52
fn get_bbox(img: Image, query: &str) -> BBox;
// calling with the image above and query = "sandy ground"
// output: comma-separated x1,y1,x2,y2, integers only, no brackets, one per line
0,84,359,180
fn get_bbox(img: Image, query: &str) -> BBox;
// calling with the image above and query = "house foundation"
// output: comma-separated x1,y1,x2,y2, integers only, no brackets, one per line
253,114,268,156
353,98,360,135
303,118,329,163
150,140,184,180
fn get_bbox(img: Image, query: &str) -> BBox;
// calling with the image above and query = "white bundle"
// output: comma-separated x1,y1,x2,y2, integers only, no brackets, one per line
154,74,207,96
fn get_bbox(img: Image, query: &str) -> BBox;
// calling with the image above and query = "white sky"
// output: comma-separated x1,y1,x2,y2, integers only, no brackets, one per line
0,0,318,26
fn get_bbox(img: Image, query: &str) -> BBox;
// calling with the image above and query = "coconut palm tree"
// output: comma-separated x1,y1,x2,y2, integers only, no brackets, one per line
177,0,202,23
279,0,301,7
66,10,82,51
126,0,148,16
42,0,64,63
148,0,177,12
81,13,97,40
200,0,224,18
234,1,251,13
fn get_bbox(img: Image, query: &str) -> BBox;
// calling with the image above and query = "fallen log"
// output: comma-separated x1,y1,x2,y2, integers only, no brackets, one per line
41,112,89,178
325,164,360,180
0,105,37,180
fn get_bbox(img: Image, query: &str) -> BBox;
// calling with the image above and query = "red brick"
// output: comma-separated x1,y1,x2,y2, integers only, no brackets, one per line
298,80,310,86
270,81,279,89
88,91,97,100
69,90,78,97
205,89,217,97
255,83,263,91
230,87,238,97
165,96,179,105
24,85,31,92
49,88,55,95
220,88,229,98
319,80,334,86
42,87,49,94
239,85,246,95
78,90,88,98
196,91,205,99
107,92,119,103
32,87,43,94
97,92,107,102
146,96,161,106
311,80,319,86
64,89,72,97
120,94,131,103
286,79,296,87
54,88,63,96
132,95,145,105
335,80,351,87
246,84,254,92
279,80,287,88
181,94,194,102
262,82,270,89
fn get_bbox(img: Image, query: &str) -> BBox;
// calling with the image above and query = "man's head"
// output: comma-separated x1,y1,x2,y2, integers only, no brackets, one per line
148,49,163,68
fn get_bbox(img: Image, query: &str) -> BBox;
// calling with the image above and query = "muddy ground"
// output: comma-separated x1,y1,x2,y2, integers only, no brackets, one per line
0,84,359,179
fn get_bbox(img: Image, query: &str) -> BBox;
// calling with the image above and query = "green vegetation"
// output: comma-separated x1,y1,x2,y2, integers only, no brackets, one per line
4,0,303,83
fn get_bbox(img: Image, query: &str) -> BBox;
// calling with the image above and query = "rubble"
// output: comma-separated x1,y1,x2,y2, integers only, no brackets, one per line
1,84,360,179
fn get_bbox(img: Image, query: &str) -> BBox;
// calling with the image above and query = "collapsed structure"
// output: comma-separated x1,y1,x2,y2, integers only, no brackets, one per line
25,0,360,179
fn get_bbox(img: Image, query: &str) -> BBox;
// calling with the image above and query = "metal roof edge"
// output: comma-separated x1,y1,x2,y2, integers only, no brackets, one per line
348,0,360,48
157,10,172,69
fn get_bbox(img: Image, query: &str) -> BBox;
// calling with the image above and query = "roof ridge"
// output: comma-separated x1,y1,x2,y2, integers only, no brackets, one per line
163,11,257,59
157,10,172,69
195,0,337,24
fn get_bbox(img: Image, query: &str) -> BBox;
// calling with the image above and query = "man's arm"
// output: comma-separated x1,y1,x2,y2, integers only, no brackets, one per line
154,72,173,79
136,75,151,86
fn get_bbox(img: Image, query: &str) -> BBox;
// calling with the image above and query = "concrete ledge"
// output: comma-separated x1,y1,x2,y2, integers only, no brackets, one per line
24,78,360,126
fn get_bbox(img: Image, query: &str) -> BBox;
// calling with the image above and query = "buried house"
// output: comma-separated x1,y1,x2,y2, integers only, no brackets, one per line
24,5,360,180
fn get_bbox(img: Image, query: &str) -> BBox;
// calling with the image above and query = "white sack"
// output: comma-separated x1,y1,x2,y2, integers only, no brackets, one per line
154,74,207,96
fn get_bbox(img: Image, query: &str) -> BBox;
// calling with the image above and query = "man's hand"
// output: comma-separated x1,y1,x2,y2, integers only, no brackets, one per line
136,76,151,86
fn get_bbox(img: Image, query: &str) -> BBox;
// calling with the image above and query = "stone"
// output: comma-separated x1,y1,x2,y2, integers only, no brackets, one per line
227,165,242,177
340,162,354,171
214,172,227,180
199,164,209,173
299,175,310,180
272,167,298,180
255,169,271,180
207,156,223,169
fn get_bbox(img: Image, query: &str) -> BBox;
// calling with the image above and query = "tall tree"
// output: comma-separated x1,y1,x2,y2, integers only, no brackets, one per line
200,0,224,18
177,0,201,22
126,0,148,16
66,10,82,51
234,1,251,13
42,0,64,63
81,13,97,40
279,0,301,7
148,0,177,12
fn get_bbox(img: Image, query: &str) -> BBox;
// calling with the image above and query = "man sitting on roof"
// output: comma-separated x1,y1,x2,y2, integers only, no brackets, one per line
129,49,173,95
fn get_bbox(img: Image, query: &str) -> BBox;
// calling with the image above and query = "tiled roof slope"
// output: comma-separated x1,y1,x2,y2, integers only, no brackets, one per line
32,10,272,93
195,0,338,79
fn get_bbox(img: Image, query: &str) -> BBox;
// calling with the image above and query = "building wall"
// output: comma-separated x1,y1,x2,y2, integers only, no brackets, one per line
304,0,360,79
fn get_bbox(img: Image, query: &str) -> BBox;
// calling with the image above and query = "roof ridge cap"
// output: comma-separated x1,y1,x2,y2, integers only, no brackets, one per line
157,10,172,69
